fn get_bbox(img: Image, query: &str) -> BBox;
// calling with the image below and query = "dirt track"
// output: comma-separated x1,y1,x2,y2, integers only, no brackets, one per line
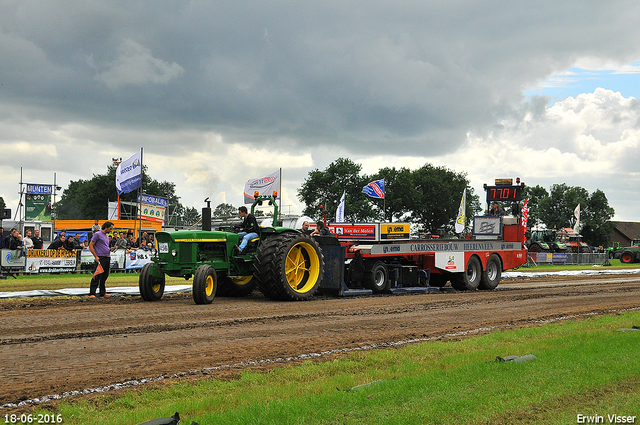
1,273,639,409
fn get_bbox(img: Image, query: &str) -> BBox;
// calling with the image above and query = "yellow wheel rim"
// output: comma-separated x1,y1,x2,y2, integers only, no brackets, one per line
230,275,253,286
285,241,320,293
206,275,215,296
152,283,161,294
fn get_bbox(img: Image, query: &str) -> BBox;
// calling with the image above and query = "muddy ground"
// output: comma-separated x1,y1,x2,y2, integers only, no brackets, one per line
1,273,639,409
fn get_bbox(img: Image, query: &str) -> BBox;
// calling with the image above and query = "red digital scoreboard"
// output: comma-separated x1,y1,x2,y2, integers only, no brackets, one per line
485,185,522,202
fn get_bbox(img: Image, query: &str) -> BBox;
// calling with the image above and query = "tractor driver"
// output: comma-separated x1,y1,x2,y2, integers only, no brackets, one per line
236,206,260,254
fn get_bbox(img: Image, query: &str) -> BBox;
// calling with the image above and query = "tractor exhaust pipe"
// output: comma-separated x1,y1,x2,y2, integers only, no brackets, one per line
202,198,212,231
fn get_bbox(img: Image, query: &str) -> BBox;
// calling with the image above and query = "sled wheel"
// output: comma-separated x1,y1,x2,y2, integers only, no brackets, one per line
193,264,217,304
451,256,482,291
479,254,502,290
139,263,165,301
363,261,390,293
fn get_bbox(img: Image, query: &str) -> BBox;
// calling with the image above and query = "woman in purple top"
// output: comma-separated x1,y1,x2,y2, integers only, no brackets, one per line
88,221,114,298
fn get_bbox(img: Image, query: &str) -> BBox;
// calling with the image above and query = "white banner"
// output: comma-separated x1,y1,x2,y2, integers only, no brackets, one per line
336,191,346,223
573,203,581,232
243,169,281,204
115,149,142,195
455,188,466,233
125,249,155,270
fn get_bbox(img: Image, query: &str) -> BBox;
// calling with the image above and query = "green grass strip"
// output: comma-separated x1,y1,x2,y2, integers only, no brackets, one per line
40,311,640,425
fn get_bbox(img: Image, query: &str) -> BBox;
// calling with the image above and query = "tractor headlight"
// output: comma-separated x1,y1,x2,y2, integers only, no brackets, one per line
171,249,177,258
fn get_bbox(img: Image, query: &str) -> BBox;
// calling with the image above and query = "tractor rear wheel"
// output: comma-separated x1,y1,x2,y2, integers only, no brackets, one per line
139,263,165,301
217,275,257,297
193,264,217,304
479,254,501,290
451,256,482,291
254,233,324,301
620,252,635,264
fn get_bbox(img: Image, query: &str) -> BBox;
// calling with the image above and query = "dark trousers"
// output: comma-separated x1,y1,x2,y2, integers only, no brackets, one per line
90,256,111,296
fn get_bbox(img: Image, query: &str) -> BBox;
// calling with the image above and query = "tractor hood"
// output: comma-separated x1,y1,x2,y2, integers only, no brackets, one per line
155,229,237,244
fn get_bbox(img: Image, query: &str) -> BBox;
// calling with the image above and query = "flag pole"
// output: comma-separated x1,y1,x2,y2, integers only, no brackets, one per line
383,179,386,222
138,147,143,239
279,167,282,224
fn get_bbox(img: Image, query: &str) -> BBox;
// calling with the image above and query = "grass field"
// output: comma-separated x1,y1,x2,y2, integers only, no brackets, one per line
33,311,640,425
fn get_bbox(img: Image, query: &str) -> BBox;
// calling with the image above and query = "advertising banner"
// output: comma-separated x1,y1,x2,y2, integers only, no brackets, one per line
25,184,53,221
125,249,154,270
80,249,127,270
379,223,411,240
1,249,27,269
25,249,77,273
115,150,142,195
137,194,168,223
329,223,377,240
25,194,52,221
243,170,281,204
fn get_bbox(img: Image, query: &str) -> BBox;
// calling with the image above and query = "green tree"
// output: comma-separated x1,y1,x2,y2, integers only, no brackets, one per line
297,158,377,222
521,185,549,227
538,184,589,230
0,196,6,211
368,167,414,222
408,165,480,233
213,203,237,219
581,189,616,247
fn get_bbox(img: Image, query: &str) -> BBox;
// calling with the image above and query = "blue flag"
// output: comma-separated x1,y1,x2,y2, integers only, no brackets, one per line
362,179,385,199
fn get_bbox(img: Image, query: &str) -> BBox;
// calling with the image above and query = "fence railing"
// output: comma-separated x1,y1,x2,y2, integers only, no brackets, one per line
529,252,608,266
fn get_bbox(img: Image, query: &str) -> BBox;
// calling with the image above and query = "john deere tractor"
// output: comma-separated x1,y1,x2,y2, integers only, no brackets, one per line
139,193,324,304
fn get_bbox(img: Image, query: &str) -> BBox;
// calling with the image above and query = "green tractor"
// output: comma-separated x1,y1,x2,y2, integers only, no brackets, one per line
139,193,325,304
524,229,568,253
607,239,640,263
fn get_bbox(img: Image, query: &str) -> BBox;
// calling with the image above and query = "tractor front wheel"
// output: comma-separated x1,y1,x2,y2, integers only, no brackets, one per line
139,263,165,301
193,264,217,304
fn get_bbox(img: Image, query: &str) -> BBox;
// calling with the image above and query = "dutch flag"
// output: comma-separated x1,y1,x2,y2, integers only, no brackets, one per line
362,179,385,199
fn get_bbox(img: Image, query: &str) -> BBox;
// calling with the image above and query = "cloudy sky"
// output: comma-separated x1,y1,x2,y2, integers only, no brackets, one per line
2,1,640,222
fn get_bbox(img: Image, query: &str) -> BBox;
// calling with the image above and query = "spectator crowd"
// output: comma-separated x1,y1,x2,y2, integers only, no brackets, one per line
1,225,155,254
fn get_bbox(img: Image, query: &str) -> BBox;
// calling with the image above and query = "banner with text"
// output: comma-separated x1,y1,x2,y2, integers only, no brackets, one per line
115,150,142,195
25,184,53,221
137,194,168,223
243,170,281,204
25,249,77,273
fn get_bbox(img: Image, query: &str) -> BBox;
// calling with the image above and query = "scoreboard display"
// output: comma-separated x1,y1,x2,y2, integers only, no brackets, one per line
485,185,523,202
